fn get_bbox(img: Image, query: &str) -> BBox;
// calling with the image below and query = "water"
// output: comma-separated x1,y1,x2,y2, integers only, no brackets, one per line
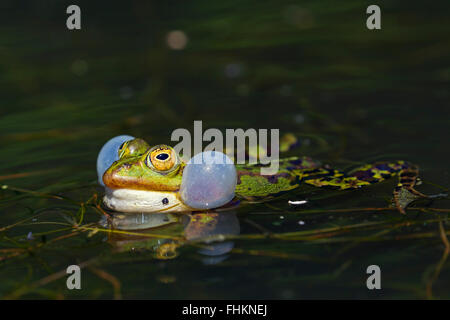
0,1,449,299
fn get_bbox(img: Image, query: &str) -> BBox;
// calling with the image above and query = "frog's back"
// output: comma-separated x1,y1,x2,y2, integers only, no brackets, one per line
235,156,321,201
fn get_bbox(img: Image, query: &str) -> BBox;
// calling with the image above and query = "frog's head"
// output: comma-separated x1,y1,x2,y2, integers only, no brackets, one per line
102,139,193,213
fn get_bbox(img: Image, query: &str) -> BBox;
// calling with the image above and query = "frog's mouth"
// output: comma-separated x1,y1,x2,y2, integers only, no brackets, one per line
103,187,194,213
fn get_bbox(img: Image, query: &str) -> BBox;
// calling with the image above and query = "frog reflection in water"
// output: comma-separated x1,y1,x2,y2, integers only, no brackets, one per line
104,211,240,263
102,136,434,215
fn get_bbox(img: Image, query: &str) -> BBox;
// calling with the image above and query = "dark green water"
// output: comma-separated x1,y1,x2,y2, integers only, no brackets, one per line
0,1,449,299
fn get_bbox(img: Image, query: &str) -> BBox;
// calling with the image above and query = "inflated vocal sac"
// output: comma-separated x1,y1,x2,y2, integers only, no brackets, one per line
96,135,134,186
180,151,237,210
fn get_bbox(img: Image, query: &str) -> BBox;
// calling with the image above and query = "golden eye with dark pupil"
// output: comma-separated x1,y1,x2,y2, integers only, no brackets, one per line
147,146,178,172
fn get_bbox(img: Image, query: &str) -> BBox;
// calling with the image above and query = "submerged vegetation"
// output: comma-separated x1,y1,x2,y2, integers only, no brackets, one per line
0,0,449,299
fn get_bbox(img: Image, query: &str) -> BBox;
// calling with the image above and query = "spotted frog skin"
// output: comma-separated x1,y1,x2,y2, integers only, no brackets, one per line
102,137,429,214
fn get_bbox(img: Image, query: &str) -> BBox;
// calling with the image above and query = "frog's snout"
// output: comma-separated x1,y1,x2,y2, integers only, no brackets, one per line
102,165,126,189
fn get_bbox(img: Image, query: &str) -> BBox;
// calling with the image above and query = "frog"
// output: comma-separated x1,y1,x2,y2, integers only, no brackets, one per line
101,136,433,214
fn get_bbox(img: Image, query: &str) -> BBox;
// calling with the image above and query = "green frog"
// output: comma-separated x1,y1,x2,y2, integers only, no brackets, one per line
101,137,431,214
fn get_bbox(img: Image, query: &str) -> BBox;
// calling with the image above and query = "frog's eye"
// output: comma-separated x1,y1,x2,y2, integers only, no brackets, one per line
146,145,179,173
118,138,150,159
118,141,130,158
